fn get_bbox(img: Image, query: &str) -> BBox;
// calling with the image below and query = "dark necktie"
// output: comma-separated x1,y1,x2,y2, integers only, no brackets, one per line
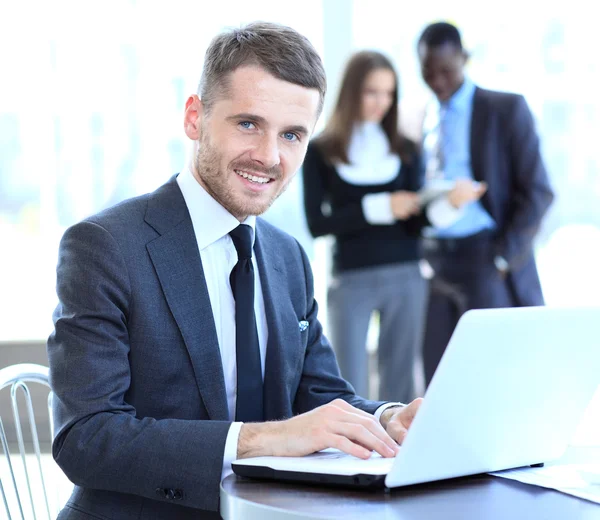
229,224,264,422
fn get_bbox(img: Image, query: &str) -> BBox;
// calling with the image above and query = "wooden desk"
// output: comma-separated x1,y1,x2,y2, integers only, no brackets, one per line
220,447,600,519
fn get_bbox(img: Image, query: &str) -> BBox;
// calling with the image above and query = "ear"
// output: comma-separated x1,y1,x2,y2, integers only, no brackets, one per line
461,50,470,66
183,95,204,140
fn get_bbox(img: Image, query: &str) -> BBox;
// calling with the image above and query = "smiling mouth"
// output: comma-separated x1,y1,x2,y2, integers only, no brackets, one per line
235,169,272,184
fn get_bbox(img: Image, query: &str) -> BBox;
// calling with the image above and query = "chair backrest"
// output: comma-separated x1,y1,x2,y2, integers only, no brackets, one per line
0,363,54,520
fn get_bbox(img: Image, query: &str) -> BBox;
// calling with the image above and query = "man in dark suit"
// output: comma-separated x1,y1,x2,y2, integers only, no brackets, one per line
47,22,422,519
417,22,555,385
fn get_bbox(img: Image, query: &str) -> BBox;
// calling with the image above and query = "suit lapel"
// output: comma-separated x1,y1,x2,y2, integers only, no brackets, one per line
254,222,297,420
470,87,487,184
470,88,493,213
145,179,228,421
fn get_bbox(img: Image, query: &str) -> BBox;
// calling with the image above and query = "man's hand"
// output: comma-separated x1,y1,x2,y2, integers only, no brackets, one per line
447,179,487,209
390,191,421,220
237,399,400,461
379,398,423,445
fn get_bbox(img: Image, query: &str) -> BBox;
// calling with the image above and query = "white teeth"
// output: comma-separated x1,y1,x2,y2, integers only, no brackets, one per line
235,170,270,184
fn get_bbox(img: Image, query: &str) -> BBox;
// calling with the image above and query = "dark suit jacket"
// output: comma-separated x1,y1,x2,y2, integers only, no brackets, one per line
467,87,554,306
47,176,384,519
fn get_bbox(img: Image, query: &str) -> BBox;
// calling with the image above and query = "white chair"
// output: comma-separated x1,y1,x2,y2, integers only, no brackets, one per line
0,363,54,520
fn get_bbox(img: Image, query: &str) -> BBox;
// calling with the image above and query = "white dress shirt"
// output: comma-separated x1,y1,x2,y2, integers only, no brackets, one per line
177,166,267,481
335,122,400,225
177,166,399,481
333,122,460,227
336,122,401,186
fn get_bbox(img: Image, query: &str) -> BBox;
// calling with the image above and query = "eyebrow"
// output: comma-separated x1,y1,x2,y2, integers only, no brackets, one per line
227,112,310,137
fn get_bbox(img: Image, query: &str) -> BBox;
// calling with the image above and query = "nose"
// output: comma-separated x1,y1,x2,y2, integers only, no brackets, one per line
249,133,280,169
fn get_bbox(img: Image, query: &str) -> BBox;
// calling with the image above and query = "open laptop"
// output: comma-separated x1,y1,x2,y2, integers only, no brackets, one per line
233,306,600,489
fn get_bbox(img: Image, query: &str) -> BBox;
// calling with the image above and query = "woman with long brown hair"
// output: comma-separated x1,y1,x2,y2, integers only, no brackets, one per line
302,51,473,402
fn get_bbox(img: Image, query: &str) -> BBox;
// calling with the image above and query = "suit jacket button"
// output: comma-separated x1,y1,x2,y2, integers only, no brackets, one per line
166,488,175,500
155,487,164,497
173,489,183,500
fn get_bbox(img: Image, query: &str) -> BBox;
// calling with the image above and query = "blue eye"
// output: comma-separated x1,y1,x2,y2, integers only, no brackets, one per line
239,121,255,130
283,132,298,142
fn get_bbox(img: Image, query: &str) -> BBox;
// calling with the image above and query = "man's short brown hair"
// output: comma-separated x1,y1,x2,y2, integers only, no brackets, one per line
198,21,326,115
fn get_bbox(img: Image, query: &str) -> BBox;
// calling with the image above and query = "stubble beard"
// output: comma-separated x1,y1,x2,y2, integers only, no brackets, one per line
194,136,289,220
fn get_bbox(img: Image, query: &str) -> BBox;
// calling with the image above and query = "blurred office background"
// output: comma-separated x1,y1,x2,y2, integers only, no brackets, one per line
1,0,598,470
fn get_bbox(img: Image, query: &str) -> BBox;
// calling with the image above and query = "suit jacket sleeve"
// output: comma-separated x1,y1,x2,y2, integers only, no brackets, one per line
499,95,554,269
48,221,230,512
292,239,385,415
302,142,375,238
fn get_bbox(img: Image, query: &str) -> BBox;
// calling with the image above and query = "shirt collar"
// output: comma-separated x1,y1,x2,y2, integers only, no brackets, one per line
441,77,476,113
176,165,256,251
346,121,392,165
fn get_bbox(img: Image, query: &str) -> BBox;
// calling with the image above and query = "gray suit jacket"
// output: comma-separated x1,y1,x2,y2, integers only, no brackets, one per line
48,176,384,519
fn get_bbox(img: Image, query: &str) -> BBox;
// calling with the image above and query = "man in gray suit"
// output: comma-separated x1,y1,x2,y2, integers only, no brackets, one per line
47,22,422,519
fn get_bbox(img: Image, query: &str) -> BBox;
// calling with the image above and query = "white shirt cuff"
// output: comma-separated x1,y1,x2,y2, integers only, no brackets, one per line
374,402,405,422
426,196,465,229
221,422,243,482
361,192,395,225
494,255,510,272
